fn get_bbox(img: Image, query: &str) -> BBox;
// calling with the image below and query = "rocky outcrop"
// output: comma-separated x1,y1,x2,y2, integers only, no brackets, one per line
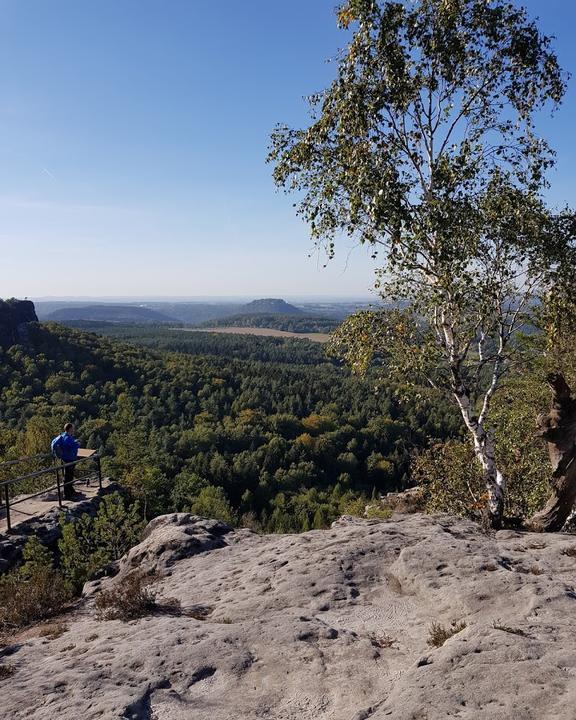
0,298,38,347
5,512,576,719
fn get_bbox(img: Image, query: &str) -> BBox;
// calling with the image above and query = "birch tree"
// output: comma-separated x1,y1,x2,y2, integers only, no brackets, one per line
268,0,575,528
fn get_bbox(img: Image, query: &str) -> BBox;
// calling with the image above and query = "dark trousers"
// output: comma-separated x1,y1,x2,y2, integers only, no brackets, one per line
63,465,75,499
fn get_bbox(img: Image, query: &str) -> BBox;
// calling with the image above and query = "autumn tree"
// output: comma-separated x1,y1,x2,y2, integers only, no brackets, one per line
269,0,576,528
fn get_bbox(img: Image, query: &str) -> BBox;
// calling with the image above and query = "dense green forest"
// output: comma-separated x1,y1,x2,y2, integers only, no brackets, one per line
0,322,461,532
72,324,329,364
206,314,341,334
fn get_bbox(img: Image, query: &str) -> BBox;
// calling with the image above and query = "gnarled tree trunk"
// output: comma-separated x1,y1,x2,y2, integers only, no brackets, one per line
527,373,576,532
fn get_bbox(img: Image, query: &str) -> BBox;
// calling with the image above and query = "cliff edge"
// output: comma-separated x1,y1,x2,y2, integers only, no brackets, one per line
4,512,576,720
0,299,38,348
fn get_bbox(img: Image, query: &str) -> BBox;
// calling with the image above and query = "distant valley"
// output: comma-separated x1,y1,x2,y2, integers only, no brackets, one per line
36,297,380,329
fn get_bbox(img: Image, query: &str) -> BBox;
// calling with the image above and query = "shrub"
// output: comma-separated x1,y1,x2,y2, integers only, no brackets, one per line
59,492,143,591
188,486,235,525
0,538,71,631
0,664,15,680
365,504,393,520
427,620,467,648
95,572,157,621
38,623,68,639
414,435,550,522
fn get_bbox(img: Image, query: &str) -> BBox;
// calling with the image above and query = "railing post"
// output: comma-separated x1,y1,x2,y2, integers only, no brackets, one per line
4,485,10,532
97,456,102,490
55,464,63,507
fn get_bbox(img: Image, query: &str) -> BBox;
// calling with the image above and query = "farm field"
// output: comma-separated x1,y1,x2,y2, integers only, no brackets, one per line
178,326,332,343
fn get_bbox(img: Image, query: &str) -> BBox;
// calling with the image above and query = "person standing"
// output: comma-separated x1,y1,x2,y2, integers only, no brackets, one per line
51,423,81,500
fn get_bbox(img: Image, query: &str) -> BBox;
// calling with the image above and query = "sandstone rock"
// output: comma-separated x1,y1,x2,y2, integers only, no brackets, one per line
5,513,576,720
0,298,38,348
87,514,234,590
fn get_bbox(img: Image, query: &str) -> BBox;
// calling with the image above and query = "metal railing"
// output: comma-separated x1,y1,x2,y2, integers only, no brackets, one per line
0,452,102,532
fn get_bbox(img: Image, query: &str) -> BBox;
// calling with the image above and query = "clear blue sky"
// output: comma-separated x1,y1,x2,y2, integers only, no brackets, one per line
1,0,575,299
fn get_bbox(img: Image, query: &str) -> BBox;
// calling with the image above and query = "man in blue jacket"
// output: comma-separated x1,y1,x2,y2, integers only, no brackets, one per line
51,423,81,500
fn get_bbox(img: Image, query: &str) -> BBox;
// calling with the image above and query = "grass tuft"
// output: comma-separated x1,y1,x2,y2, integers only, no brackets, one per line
427,620,467,648
0,664,15,680
95,572,159,622
492,620,528,637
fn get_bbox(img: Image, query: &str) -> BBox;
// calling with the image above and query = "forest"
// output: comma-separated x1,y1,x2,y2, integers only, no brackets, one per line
206,314,341,334
0,322,462,533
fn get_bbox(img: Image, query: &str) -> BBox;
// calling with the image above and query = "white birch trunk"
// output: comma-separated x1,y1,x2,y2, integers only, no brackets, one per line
454,391,505,525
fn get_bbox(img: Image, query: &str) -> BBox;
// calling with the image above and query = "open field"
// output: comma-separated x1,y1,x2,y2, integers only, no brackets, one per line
177,326,332,343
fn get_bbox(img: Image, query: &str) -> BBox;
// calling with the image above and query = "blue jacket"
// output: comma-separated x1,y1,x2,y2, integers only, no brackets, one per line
51,432,80,463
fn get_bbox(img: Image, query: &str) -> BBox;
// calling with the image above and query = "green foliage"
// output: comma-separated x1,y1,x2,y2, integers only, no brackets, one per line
207,313,340,334
189,486,235,525
414,440,485,519
270,0,566,252
20,536,53,576
415,434,549,521
59,492,143,591
170,471,209,511
365,504,392,520
0,323,461,532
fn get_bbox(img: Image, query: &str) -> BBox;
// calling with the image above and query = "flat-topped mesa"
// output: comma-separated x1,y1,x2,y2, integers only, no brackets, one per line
0,298,38,347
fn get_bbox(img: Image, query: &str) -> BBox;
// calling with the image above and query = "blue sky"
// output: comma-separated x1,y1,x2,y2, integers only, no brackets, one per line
1,0,575,299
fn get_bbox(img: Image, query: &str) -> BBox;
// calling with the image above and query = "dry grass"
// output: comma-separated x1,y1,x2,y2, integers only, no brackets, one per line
183,605,213,620
427,620,467,648
0,568,71,632
369,633,395,648
95,572,159,621
562,547,576,557
39,623,68,640
480,562,498,572
0,664,15,680
492,620,528,637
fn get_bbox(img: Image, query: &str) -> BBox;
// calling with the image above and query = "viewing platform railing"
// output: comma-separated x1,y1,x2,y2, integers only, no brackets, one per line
0,450,102,531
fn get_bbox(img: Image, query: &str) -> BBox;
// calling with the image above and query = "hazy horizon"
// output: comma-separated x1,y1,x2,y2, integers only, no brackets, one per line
29,294,375,303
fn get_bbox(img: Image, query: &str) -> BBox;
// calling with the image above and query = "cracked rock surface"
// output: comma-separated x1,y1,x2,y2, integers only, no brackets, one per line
4,512,576,720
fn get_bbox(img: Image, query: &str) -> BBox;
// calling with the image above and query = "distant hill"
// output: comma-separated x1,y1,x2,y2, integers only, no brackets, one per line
46,304,176,324
242,298,303,315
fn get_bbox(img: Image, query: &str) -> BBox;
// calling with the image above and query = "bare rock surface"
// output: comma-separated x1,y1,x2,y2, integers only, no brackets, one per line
4,512,576,719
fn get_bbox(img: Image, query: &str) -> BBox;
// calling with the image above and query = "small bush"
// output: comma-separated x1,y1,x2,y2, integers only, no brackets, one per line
365,504,393,520
427,620,467,648
0,539,71,631
38,623,68,640
95,572,157,621
0,664,15,680
59,492,143,592
369,633,395,648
